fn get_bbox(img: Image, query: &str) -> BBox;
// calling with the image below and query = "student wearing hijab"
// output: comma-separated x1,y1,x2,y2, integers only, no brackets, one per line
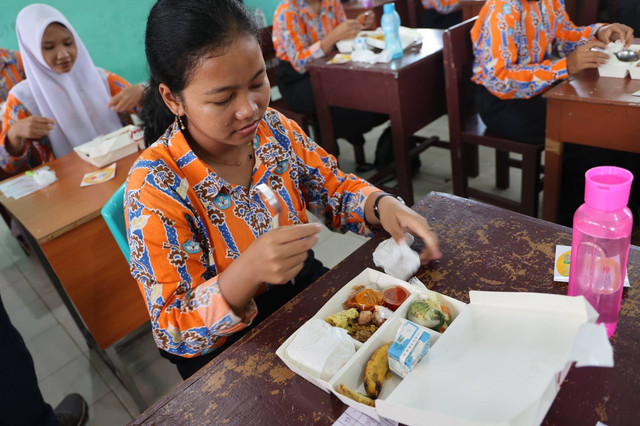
129,0,441,379
0,4,144,175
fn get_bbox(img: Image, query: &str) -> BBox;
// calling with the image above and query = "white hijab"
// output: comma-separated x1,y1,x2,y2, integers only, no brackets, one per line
16,4,122,157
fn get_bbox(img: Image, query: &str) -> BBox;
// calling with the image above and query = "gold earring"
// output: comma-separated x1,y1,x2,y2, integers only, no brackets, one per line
176,115,185,130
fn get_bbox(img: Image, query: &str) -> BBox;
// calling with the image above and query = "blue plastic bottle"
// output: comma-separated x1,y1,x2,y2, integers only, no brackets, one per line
381,3,403,59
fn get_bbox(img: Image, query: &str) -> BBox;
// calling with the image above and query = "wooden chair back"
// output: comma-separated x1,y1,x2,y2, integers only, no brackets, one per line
443,17,478,145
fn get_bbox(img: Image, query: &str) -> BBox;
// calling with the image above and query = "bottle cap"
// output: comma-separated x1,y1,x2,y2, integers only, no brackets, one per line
584,166,634,211
383,3,395,13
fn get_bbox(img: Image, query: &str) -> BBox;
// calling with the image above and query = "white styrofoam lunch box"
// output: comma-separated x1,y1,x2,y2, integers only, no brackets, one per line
74,125,144,168
277,270,614,425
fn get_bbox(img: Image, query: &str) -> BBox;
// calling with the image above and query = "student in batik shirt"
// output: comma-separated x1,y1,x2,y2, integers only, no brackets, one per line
472,0,635,225
421,0,462,29
0,49,25,106
273,0,389,171
129,0,441,379
0,4,145,175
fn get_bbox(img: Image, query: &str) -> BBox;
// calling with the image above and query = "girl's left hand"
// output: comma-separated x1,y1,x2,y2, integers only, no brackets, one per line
376,195,441,264
596,23,634,47
108,83,145,112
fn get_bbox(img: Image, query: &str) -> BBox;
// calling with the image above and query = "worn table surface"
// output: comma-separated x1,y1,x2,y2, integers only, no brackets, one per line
131,192,640,425
542,69,640,222
308,28,446,206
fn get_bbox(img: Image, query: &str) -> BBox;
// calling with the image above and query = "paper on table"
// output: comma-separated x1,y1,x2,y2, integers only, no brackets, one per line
0,166,55,199
554,245,630,287
334,407,398,426
80,163,117,187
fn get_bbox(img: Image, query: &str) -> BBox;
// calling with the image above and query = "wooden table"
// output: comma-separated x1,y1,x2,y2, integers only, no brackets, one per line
131,192,640,425
343,0,421,28
542,70,640,222
0,151,149,409
308,28,447,206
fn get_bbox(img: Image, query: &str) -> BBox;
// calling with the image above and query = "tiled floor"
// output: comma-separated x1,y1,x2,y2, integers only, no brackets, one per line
0,115,524,424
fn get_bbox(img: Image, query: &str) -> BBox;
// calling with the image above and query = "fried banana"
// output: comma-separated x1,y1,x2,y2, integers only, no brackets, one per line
336,384,375,407
363,341,392,399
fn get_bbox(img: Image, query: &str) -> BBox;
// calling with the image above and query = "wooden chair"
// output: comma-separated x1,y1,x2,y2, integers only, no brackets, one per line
259,26,367,165
443,18,543,217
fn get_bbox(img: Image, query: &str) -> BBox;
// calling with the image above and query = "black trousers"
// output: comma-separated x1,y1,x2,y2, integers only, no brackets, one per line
276,60,387,146
0,294,57,425
476,85,640,227
420,8,463,29
160,250,329,380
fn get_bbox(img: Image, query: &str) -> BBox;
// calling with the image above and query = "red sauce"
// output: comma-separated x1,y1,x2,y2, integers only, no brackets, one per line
382,286,410,311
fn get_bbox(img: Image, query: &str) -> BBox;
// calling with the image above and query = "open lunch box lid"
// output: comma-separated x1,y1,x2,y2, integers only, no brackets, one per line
277,269,614,426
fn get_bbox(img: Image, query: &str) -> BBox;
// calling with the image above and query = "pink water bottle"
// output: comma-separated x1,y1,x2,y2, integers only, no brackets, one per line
568,166,633,337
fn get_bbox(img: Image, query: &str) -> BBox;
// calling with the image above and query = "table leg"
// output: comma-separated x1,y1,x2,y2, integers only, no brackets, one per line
542,138,563,222
407,0,420,28
389,110,414,206
310,70,338,157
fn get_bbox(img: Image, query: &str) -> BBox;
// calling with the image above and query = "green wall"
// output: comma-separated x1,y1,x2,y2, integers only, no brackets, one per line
0,0,282,85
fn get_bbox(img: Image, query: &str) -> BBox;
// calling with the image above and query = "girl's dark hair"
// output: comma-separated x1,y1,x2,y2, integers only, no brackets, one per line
142,0,259,146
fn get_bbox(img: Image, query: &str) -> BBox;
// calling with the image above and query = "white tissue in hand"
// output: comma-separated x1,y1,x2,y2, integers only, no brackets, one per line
32,168,57,187
372,237,420,280
285,319,355,381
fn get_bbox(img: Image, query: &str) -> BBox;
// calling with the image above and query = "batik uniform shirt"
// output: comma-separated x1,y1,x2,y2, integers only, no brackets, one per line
0,49,25,103
471,0,601,99
0,69,139,174
421,0,460,14
125,108,378,357
273,0,346,73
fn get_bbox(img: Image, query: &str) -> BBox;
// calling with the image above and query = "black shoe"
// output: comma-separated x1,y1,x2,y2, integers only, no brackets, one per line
54,393,88,426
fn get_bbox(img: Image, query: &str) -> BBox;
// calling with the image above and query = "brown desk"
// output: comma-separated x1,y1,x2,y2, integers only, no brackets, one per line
308,28,447,206
0,151,149,409
542,70,640,222
461,0,485,20
131,192,640,425
343,0,420,28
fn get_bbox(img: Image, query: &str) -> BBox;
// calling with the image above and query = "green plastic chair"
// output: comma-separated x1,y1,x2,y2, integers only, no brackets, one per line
101,183,130,263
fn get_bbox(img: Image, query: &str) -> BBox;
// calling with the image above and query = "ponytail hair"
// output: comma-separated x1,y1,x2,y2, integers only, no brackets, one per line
142,0,260,146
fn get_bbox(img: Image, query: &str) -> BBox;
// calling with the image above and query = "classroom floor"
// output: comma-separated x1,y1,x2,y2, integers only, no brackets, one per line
0,115,526,424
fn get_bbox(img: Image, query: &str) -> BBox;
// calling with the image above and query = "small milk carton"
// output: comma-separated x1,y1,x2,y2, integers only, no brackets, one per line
388,320,430,378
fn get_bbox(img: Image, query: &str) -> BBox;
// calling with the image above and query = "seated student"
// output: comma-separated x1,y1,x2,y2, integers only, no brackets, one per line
0,4,145,176
421,0,462,29
471,0,634,224
272,0,390,171
0,48,25,110
128,0,441,380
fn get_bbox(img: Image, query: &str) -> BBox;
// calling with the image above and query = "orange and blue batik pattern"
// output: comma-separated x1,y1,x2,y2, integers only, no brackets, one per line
273,0,346,73
421,0,460,14
471,0,600,99
125,108,378,357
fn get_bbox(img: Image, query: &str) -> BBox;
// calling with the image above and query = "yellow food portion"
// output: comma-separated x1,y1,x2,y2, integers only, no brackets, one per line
326,308,359,329
336,384,375,407
364,342,392,399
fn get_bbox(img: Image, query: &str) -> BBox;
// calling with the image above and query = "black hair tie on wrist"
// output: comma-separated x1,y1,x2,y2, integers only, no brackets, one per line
373,193,405,220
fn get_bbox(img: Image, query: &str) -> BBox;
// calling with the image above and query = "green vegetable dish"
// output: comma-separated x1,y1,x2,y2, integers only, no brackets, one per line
406,295,452,332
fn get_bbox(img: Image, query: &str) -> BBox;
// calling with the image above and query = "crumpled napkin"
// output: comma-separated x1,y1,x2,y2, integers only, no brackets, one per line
372,234,420,280
285,318,355,381
32,168,57,187
351,49,392,64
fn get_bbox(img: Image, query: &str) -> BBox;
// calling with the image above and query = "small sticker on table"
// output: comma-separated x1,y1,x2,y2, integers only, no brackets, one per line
554,245,630,287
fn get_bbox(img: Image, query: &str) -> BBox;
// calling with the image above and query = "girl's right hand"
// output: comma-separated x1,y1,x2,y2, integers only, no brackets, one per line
330,20,364,43
6,116,55,154
8,116,55,140
243,223,322,285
